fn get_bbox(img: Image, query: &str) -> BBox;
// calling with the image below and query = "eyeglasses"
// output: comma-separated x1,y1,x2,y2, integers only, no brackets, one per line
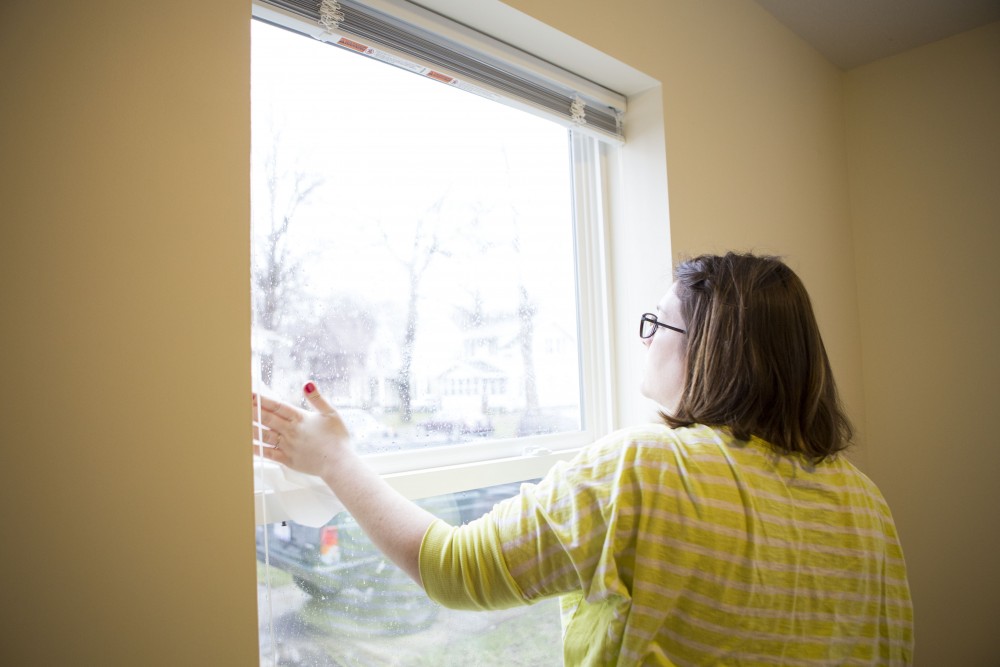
639,312,686,338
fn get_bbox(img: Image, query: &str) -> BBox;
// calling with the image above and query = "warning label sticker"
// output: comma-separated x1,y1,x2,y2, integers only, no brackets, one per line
426,71,455,84
337,37,371,54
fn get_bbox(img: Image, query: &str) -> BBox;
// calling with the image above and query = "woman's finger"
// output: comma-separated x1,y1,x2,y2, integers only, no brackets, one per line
303,381,336,415
252,442,288,466
251,422,284,448
254,392,298,421
256,408,292,435
251,426,274,447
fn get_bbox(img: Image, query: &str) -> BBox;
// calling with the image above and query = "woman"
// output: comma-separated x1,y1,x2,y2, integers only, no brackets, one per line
253,252,913,665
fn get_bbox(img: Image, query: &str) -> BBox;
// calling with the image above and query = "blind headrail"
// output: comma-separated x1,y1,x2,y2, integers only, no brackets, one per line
253,0,625,142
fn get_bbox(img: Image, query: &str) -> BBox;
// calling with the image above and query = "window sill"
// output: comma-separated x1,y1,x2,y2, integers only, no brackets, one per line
253,446,579,526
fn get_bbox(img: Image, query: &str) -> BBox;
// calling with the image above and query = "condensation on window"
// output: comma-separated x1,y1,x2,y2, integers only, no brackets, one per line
253,18,576,664
251,20,583,456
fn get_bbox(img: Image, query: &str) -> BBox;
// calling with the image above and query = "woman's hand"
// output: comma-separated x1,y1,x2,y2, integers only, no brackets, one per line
252,382,352,478
252,381,436,586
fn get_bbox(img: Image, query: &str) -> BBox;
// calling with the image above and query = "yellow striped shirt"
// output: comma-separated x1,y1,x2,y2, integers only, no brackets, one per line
419,424,913,665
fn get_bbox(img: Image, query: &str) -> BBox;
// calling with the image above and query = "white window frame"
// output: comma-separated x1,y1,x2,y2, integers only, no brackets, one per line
252,0,669,525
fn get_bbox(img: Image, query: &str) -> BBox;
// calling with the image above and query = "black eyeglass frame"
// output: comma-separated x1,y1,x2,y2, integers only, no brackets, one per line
639,312,686,338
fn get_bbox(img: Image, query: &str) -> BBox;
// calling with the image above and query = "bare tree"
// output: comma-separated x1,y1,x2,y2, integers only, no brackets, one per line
252,139,323,386
442,191,542,417
477,145,544,415
517,285,540,411
380,197,450,422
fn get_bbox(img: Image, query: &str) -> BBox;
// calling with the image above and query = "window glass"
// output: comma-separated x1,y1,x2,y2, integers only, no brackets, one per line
257,482,562,665
252,20,582,456
252,17,594,663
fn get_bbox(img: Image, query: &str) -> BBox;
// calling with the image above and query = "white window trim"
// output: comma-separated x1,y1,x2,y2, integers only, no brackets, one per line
252,0,670,527
255,448,579,526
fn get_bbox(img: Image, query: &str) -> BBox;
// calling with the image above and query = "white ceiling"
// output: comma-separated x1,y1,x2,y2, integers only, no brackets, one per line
752,0,1000,69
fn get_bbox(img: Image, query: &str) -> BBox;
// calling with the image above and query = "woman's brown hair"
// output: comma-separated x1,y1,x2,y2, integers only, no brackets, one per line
662,252,853,463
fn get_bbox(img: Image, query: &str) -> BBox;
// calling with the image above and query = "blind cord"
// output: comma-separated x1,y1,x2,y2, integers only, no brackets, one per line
319,0,344,30
252,263,277,665
255,391,277,667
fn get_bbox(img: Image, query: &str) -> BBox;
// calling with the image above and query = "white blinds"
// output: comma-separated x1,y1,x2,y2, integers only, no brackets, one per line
253,0,626,142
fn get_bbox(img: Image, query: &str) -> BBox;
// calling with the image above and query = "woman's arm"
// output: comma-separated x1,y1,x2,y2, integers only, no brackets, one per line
253,384,436,585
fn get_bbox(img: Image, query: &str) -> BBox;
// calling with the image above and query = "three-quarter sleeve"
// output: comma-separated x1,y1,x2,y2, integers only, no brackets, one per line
419,432,634,612
418,514,528,610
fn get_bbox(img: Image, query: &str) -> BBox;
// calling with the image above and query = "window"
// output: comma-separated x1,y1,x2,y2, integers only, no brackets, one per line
251,0,625,492
250,0,651,664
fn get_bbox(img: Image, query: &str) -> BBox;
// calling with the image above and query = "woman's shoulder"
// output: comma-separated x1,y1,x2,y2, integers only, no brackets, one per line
596,422,735,459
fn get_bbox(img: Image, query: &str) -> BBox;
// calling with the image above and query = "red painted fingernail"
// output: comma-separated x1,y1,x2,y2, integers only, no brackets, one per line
304,382,316,394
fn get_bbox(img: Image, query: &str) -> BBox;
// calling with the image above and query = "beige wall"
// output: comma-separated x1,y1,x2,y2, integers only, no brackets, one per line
846,22,1000,665
4,0,990,663
0,1,258,664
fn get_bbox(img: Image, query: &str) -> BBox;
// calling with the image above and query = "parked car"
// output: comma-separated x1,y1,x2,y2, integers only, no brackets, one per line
256,482,524,635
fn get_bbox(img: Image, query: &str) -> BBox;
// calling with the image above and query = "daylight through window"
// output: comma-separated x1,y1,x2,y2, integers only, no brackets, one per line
252,2,626,662
251,12,618,476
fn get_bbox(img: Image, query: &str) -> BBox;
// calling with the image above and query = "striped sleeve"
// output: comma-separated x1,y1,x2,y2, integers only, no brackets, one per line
419,431,634,610
491,433,636,604
418,515,528,610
